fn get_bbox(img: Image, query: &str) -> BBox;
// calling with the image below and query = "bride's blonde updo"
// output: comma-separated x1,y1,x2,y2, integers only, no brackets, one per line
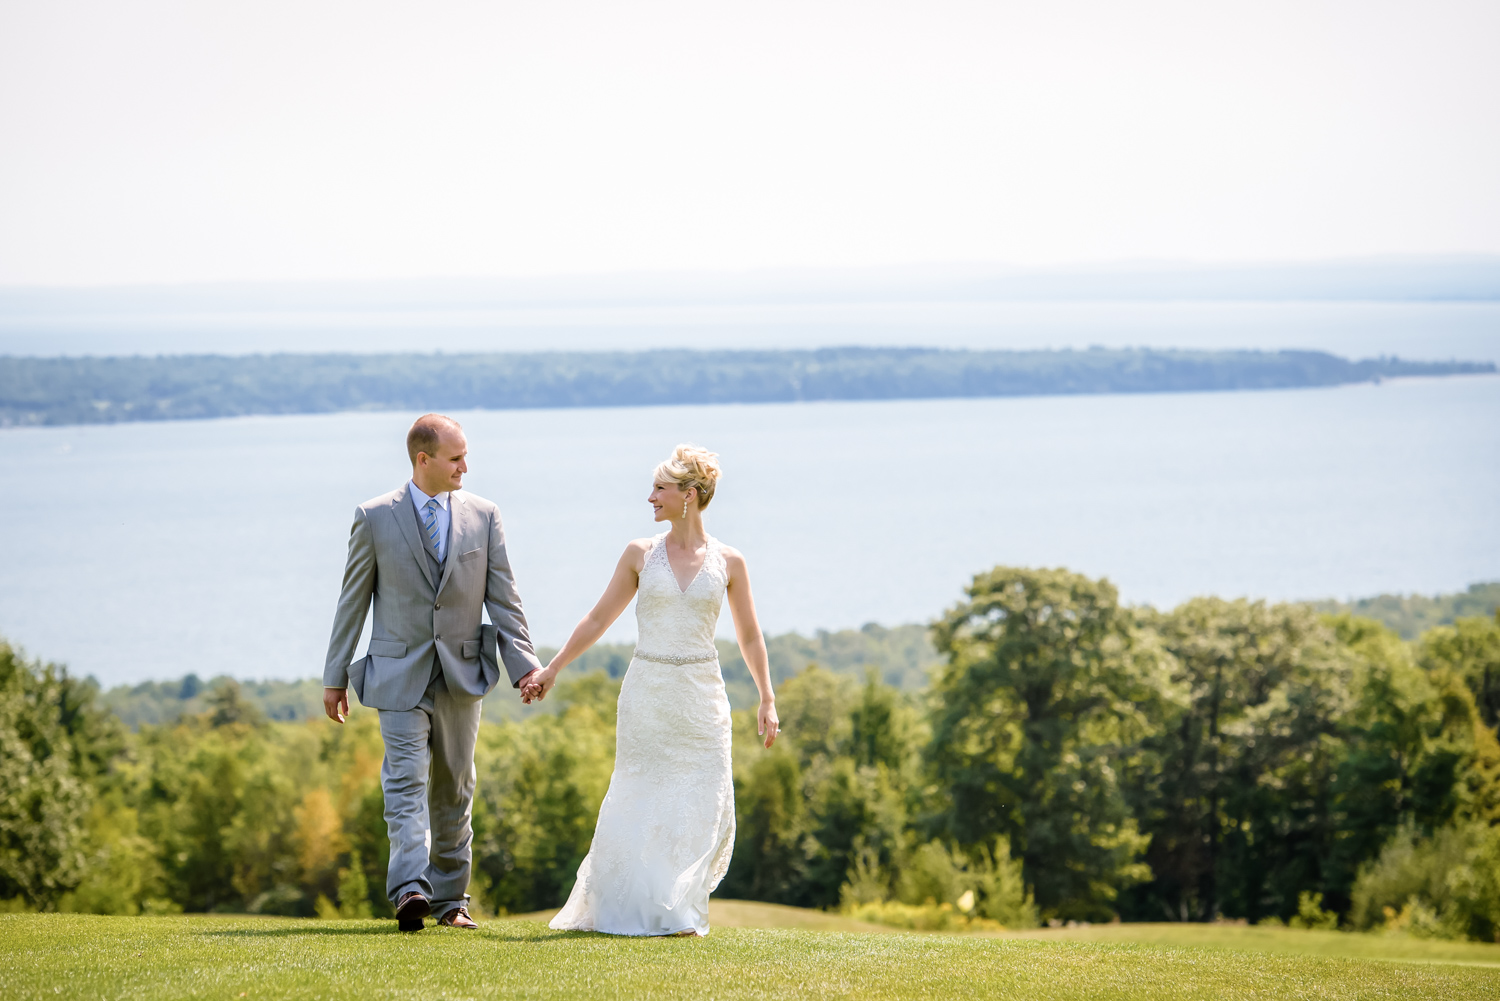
653,444,722,510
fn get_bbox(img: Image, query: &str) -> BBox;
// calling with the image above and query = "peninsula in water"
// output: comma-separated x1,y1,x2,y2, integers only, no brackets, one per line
0,347,1492,427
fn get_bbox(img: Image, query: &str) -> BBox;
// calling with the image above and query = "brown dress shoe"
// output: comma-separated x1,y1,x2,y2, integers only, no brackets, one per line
438,906,478,929
396,891,430,932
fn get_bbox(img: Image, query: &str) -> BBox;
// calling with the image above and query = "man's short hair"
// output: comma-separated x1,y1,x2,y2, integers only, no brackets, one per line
407,414,462,464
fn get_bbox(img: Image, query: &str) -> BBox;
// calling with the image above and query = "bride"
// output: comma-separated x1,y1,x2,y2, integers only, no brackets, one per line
522,444,779,937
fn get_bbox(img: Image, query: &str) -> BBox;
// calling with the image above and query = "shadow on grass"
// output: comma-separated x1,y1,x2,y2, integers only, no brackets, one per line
199,925,584,943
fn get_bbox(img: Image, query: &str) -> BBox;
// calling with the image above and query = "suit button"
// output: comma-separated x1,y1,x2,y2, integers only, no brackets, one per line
434,604,442,610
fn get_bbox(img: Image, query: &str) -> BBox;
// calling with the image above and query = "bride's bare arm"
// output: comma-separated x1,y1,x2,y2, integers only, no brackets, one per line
524,540,650,702
723,547,779,748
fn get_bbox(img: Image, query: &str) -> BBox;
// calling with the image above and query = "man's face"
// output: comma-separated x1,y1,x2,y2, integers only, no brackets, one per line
416,428,468,494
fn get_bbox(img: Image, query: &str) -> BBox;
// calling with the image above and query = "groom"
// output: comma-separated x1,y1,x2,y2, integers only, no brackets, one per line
322,413,543,931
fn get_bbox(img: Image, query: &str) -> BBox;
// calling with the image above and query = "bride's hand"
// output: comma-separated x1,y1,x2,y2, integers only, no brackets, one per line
519,667,547,704
758,700,780,749
523,665,560,703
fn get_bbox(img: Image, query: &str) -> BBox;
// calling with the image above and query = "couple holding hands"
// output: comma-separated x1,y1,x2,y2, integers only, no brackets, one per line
321,414,778,936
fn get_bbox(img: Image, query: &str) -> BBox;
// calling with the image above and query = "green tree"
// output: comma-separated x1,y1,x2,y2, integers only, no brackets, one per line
1320,613,1500,912
1420,613,1500,732
927,567,1153,920
1319,617,1442,908
0,655,88,909
206,679,266,729
849,670,918,772
133,719,308,913
720,668,923,909
58,794,170,915
344,784,392,916
1351,821,1500,941
0,642,124,910
336,849,373,918
1124,600,1355,923
721,746,806,902
313,707,388,916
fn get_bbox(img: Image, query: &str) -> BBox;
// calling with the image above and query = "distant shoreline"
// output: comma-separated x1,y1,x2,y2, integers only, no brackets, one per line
1,346,1494,428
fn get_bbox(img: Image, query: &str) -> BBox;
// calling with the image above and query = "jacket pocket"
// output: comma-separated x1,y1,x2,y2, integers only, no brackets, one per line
368,638,407,658
461,639,480,660
458,547,483,563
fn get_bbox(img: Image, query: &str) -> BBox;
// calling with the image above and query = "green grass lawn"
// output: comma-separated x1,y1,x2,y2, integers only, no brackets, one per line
3,907,1497,1000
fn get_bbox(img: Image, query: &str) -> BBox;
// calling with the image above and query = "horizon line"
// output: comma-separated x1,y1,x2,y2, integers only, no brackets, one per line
4,252,1500,296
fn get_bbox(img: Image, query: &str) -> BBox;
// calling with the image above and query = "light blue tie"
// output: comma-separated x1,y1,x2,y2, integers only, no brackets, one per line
423,498,443,560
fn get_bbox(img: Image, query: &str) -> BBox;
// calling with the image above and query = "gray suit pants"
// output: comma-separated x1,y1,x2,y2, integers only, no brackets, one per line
378,670,483,918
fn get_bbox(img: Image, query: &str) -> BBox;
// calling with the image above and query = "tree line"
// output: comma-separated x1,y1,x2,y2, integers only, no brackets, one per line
96,623,942,729
93,588,1500,729
2,348,1492,427
3,567,1499,940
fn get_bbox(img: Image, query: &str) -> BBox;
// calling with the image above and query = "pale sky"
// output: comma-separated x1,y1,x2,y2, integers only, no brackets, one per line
1,0,1497,286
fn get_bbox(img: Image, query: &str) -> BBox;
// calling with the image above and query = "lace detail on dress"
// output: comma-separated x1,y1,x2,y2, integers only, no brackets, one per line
549,532,737,937
634,533,726,660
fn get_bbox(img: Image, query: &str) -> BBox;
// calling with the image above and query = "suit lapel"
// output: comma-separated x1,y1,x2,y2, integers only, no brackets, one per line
392,484,436,590
435,492,468,598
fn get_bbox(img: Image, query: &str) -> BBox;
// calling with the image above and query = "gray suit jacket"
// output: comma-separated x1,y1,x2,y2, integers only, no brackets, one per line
322,484,543,711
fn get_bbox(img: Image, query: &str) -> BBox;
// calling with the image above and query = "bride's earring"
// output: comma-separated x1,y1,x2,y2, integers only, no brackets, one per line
682,497,689,518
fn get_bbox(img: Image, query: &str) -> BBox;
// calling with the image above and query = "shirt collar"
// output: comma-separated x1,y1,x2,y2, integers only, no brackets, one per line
408,480,451,510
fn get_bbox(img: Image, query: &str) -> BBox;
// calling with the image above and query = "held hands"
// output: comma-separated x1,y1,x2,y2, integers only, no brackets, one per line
758,699,780,749
323,687,349,724
519,666,559,704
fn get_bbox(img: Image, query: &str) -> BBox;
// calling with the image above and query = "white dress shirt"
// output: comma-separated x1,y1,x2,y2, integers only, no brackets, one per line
407,480,452,562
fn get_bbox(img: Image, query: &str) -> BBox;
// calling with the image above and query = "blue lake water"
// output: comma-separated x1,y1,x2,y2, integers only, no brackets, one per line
1,374,1496,687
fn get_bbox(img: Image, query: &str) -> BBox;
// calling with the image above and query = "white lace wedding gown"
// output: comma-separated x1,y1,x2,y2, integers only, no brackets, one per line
549,532,736,936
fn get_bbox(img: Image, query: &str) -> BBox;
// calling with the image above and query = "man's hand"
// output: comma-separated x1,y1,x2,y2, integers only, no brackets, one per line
519,666,558,704
323,687,350,724
517,668,542,704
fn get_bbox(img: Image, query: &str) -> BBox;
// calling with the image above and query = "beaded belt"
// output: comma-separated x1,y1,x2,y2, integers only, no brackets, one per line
632,648,718,666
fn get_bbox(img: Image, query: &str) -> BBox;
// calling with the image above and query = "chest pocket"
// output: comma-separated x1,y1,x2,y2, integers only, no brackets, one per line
457,548,483,564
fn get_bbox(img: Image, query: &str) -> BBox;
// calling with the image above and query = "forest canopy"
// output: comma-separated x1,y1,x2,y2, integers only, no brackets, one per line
94,586,1499,728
